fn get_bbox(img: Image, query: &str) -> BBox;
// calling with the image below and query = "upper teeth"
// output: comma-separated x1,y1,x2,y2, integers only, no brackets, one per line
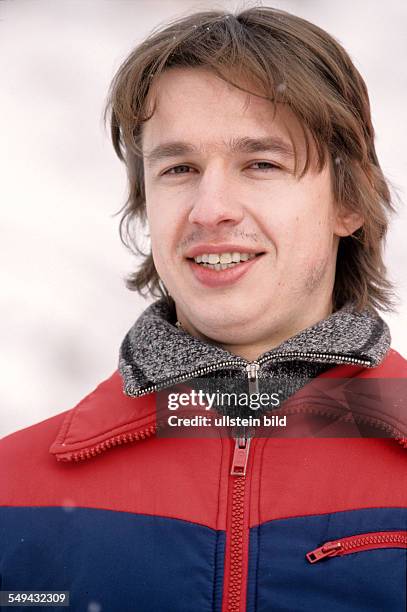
193,252,256,264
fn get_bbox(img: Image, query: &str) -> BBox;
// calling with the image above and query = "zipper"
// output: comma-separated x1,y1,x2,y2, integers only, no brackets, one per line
246,363,260,395
306,530,407,563
226,436,251,612
230,436,251,476
224,364,256,609
126,352,372,398
223,365,255,610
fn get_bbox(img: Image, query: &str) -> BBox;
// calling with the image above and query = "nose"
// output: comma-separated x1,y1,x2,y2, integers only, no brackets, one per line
187,164,244,229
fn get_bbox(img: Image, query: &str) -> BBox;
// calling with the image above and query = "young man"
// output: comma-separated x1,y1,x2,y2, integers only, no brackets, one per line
1,7,406,612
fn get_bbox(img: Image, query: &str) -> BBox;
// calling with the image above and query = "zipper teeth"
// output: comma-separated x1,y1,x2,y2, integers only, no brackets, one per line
127,360,245,397
307,531,407,563
58,424,157,462
228,475,246,612
257,352,371,367
340,533,407,551
128,352,372,398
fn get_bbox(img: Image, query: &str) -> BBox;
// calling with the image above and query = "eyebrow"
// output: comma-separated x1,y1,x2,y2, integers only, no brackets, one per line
144,136,295,166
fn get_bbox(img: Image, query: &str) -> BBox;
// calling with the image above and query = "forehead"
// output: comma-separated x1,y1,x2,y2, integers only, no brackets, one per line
141,67,308,158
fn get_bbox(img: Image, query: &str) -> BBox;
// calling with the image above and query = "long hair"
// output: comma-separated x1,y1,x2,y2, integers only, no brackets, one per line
104,6,396,312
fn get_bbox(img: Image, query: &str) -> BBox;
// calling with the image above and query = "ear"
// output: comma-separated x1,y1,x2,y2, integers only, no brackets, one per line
334,207,364,237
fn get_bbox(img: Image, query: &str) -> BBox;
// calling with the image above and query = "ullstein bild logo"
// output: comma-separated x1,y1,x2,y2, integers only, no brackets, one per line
166,413,287,428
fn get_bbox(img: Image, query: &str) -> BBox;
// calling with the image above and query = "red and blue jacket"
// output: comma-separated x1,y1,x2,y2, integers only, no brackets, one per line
1,347,407,611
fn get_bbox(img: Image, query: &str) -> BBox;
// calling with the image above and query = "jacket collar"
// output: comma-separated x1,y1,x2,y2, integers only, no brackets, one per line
119,298,391,396
49,370,157,462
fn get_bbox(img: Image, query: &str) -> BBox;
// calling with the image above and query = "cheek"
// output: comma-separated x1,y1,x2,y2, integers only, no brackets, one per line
145,201,166,272
269,205,335,280
146,190,170,237
302,255,331,293
288,219,334,293
146,200,182,279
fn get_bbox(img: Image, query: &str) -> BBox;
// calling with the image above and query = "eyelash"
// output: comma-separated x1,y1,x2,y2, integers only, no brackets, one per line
161,161,281,176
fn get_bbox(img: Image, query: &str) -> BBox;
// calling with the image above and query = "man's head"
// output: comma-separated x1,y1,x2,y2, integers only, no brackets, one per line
106,7,395,354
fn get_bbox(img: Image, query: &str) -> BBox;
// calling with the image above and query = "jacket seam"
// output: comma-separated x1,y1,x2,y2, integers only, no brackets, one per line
0,503,223,530
251,505,407,528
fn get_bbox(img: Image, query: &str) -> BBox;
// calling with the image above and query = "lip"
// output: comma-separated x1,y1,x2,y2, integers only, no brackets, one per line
187,253,264,288
185,243,264,258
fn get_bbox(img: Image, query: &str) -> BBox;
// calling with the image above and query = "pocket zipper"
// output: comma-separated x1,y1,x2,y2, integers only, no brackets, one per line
306,530,407,564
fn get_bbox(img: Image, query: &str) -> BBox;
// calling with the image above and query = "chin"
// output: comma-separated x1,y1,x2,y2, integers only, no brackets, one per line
191,306,255,334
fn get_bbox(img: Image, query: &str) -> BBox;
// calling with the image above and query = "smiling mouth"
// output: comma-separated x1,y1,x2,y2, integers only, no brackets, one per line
187,252,265,271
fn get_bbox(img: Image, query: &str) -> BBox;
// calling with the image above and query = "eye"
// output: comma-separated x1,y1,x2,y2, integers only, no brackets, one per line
162,164,196,175
249,161,280,171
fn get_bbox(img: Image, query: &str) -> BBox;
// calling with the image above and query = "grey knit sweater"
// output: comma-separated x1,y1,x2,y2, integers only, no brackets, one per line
119,299,391,416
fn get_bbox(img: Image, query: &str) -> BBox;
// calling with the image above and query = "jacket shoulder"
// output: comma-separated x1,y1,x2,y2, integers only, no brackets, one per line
0,408,73,506
0,409,71,459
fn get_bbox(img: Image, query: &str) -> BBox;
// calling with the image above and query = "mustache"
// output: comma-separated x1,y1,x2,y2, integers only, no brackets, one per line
178,230,265,252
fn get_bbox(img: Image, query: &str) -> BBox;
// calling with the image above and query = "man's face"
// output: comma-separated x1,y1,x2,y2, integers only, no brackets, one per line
142,67,355,350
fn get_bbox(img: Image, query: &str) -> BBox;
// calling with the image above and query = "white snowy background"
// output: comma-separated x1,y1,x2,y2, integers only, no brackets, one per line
1,0,406,437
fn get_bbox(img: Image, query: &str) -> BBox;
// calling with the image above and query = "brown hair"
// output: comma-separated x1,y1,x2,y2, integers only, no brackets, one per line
104,6,396,312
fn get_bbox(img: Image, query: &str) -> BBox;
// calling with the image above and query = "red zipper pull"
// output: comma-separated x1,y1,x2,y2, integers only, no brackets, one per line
230,437,251,476
306,541,342,563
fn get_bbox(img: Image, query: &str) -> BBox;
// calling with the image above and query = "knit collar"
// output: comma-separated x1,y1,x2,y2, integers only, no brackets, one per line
119,299,391,397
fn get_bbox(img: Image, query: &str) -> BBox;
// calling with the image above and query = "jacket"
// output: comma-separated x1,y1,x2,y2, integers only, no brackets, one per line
1,299,407,612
